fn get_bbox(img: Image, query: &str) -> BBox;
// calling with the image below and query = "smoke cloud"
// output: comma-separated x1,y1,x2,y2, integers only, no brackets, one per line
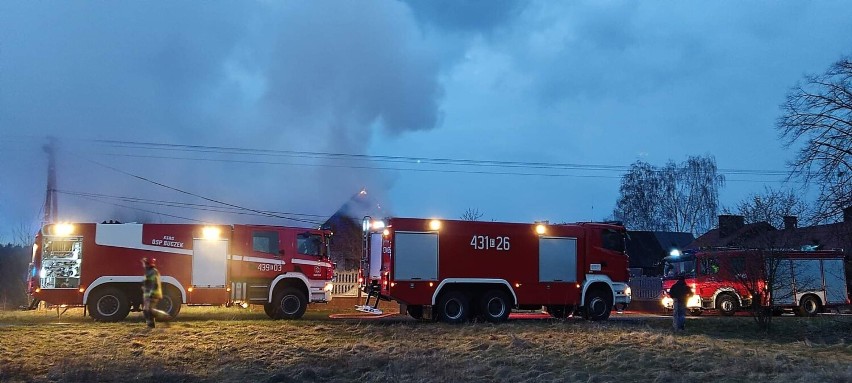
0,2,444,235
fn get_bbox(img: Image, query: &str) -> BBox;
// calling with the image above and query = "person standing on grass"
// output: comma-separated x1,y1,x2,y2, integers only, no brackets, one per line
669,275,691,331
141,258,162,328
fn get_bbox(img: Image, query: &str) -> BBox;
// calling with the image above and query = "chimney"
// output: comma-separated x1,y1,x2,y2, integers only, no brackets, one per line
844,206,852,223
783,216,798,230
718,215,745,238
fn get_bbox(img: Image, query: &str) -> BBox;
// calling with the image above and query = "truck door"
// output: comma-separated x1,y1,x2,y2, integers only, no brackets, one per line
771,259,795,305
367,232,383,281
822,258,848,304
192,238,229,287
393,232,438,281
539,237,578,283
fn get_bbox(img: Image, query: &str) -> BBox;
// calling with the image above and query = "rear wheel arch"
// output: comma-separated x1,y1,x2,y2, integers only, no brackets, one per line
431,279,517,306
268,274,310,303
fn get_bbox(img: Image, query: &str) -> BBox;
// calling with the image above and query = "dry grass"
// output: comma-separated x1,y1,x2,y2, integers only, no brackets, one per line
1,307,851,383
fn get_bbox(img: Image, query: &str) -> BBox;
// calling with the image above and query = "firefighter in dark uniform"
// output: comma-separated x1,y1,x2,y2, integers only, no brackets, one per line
141,258,162,328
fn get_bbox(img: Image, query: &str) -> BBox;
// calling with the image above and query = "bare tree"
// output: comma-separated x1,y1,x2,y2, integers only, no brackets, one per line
12,221,38,246
614,161,666,230
614,155,725,234
728,249,783,331
723,186,811,228
460,208,484,221
777,56,852,223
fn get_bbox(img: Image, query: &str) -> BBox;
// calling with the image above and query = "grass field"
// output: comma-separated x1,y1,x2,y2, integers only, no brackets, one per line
1,306,851,383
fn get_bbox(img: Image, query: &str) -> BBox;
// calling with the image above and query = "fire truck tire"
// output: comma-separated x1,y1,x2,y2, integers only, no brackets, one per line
263,303,276,319
796,295,821,317
272,288,307,320
716,294,738,316
155,288,181,320
437,290,470,324
88,287,131,322
478,290,511,323
583,288,612,321
406,305,424,320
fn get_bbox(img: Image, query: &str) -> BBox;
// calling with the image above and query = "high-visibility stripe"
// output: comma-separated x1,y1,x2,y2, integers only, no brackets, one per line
231,255,285,265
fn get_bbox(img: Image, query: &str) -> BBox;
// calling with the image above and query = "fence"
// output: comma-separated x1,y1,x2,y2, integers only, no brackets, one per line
628,276,663,301
332,269,360,297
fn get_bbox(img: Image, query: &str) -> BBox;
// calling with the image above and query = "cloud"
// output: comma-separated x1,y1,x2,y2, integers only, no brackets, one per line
402,0,529,34
0,2,443,229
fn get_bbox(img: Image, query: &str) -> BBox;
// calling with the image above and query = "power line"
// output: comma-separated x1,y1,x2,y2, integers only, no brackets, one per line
57,190,328,224
85,138,791,176
0,134,795,178
91,151,798,183
73,194,205,223
63,150,323,225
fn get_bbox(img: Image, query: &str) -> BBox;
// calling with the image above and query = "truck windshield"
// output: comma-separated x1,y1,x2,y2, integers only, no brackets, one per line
601,229,626,253
663,257,695,279
297,233,324,257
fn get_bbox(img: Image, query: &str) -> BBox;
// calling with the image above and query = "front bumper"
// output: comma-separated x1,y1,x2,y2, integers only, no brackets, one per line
662,294,701,310
613,282,632,305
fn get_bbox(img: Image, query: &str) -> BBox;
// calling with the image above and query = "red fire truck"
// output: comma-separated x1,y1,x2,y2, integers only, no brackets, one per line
660,248,848,316
356,217,632,322
28,222,334,321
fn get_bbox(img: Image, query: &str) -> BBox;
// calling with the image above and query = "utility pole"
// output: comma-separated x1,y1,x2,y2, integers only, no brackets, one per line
42,137,58,225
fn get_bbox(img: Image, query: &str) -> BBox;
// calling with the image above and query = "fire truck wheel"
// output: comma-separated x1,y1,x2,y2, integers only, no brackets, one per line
716,293,738,316
437,291,470,324
478,290,511,323
272,288,307,320
88,287,130,322
796,295,821,317
583,288,612,321
155,288,182,320
263,303,276,319
406,305,424,320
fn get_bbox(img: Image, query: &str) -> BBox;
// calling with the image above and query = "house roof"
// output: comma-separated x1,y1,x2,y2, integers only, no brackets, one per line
689,220,851,253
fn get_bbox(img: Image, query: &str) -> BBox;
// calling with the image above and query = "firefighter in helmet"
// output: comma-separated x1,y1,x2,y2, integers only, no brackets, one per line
141,257,162,328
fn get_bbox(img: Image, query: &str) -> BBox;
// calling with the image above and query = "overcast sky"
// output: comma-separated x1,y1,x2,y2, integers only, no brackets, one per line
1,1,851,242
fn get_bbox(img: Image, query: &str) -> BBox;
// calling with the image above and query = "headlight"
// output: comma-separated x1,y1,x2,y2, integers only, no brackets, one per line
688,295,702,307
54,223,75,236
662,296,673,308
625,286,632,296
324,282,334,292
